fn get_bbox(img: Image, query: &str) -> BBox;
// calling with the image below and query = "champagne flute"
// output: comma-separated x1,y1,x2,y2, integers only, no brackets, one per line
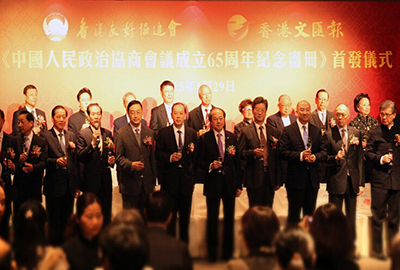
177,149,183,168
388,147,393,166
139,154,145,178
306,138,312,151
218,156,223,173
259,143,264,161
321,124,326,135
340,143,346,159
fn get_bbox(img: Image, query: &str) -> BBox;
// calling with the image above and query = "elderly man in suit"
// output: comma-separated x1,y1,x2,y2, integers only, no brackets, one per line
42,105,79,245
155,102,197,243
238,96,281,208
322,104,365,239
12,84,47,136
365,100,400,260
188,84,215,138
113,92,147,136
280,100,325,226
267,94,297,137
150,80,175,134
309,89,334,134
77,103,115,225
68,87,92,134
13,110,48,218
199,107,242,261
116,100,156,212
0,109,17,240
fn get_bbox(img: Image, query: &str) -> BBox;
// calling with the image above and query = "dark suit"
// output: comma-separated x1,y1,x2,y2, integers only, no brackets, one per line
77,126,114,225
146,226,193,270
116,123,156,211
14,132,48,215
198,129,241,260
322,126,364,237
233,120,251,138
42,129,79,245
0,131,16,240
238,122,282,207
365,124,400,254
155,125,197,242
12,106,47,136
113,114,147,136
188,105,214,132
68,110,88,134
150,104,170,134
279,122,325,224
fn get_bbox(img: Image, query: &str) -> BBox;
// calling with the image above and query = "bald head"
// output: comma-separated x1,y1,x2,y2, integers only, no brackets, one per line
296,100,311,124
198,85,212,107
334,104,350,128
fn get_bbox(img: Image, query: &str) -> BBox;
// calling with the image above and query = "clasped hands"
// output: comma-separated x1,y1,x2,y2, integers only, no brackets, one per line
302,150,316,163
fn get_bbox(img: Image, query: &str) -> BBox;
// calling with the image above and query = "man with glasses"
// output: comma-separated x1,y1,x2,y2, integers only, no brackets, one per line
309,89,334,134
366,100,400,260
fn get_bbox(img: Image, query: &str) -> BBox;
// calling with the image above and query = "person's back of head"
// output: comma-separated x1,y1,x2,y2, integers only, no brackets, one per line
309,203,354,258
99,223,149,270
275,227,315,270
241,206,280,254
14,200,48,270
145,191,173,225
112,209,145,228
391,232,400,270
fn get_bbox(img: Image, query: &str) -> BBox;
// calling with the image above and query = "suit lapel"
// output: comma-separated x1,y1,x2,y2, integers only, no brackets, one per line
161,104,168,126
169,126,178,152
250,122,260,146
196,106,205,127
128,125,140,149
50,129,65,156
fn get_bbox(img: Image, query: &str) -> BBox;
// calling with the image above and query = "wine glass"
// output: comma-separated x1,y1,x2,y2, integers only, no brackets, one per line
218,156,223,173
177,149,183,168
306,138,312,151
139,154,145,178
321,125,326,135
388,147,393,166
259,143,264,161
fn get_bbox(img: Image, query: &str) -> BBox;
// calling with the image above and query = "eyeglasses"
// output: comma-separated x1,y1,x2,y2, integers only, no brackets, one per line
379,113,394,118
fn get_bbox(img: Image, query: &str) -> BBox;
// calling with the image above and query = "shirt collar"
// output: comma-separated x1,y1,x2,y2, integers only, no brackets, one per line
296,119,308,129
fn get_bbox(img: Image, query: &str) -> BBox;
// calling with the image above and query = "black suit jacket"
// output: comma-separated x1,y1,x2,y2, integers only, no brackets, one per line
156,125,197,196
279,122,325,190
68,110,88,134
188,105,215,132
14,132,48,202
233,120,251,138
199,130,241,198
113,114,147,136
42,129,79,197
146,226,193,270
322,126,364,194
267,111,297,137
150,104,170,134
12,106,47,136
238,122,282,189
116,123,156,196
365,124,400,190
309,109,335,132
0,132,17,186
76,127,114,194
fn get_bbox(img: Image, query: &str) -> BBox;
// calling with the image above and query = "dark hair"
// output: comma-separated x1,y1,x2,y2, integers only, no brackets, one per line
99,224,149,270
14,200,48,270
252,96,268,111
160,80,174,91
379,100,397,115
275,228,315,270
87,103,102,115
315,89,329,99
23,84,37,95
353,93,370,113
19,110,34,122
145,191,173,223
239,99,252,113
242,206,280,253
172,102,187,114
208,107,226,122
112,209,145,228
127,100,143,112
309,203,354,258
0,109,4,120
77,87,92,101
51,105,68,117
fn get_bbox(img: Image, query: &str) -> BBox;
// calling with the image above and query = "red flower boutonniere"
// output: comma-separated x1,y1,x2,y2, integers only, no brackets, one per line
349,134,360,149
226,145,236,157
329,118,336,128
187,142,195,154
7,148,15,159
36,115,46,129
104,137,115,153
395,134,400,147
143,136,153,148
31,145,42,158
269,136,279,149
68,141,76,152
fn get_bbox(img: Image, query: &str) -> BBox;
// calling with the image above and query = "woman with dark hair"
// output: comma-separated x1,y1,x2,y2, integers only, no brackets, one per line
349,93,379,148
63,192,103,270
225,206,280,270
275,228,315,270
234,99,253,138
13,200,68,270
309,203,359,270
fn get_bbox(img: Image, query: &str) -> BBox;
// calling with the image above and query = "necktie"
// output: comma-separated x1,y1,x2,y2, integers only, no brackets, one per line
259,126,268,166
205,109,210,130
320,112,325,124
178,130,183,152
134,128,141,145
342,128,347,150
217,133,224,160
302,125,308,149
58,133,66,155
24,136,30,153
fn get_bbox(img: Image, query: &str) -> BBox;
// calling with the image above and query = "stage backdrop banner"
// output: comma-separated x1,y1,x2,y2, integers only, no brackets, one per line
1,1,399,133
